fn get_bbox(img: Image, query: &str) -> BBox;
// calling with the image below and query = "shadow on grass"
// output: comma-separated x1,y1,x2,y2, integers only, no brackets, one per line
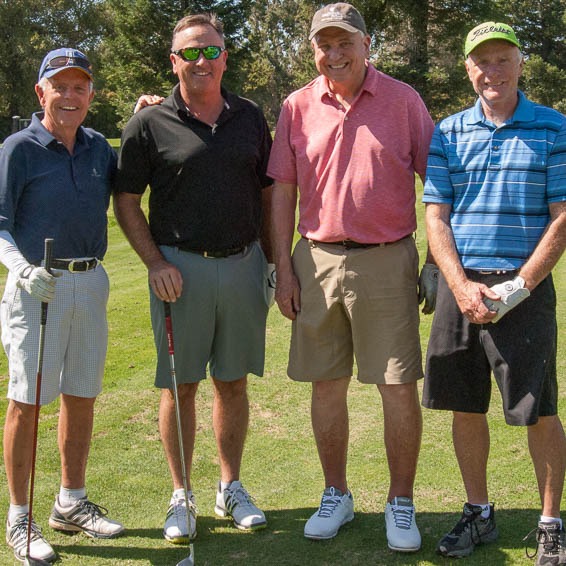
53,508,539,565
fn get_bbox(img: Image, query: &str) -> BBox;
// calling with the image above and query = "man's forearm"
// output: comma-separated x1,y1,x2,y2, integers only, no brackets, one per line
271,182,297,272
519,201,566,290
113,193,164,269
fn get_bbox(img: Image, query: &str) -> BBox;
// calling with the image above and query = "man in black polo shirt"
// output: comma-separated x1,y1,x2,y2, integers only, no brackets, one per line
114,12,273,541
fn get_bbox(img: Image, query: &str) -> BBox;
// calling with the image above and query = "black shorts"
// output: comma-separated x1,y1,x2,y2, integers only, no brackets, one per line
423,270,557,426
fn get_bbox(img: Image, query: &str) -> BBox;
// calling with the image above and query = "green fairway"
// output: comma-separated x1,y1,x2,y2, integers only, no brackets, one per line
0,184,564,565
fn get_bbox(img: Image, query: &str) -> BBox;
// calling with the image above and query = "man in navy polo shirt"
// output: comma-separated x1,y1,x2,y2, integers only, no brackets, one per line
0,48,124,562
424,22,566,563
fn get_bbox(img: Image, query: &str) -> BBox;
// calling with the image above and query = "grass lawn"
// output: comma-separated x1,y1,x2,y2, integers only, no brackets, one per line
0,182,564,565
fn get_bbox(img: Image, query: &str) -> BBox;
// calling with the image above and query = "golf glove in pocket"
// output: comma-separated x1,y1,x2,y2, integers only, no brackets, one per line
418,263,439,314
16,265,60,302
483,275,530,323
266,263,276,308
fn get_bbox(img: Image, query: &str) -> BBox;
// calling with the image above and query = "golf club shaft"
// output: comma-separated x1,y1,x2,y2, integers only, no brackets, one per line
27,238,53,557
163,302,191,521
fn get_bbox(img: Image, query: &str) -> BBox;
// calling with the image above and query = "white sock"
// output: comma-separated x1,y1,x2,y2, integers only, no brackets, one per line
220,481,232,492
59,486,86,507
470,502,491,519
540,515,562,528
8,504,28,525
171,488,191,503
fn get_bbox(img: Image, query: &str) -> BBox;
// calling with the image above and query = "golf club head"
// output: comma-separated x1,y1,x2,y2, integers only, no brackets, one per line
175,543,194,566
24,556,52,566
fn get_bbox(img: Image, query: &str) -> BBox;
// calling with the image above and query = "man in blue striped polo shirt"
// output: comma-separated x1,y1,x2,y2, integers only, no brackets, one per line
423,22,566,564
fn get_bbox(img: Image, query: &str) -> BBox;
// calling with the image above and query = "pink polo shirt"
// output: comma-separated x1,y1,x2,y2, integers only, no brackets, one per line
267,64,434,243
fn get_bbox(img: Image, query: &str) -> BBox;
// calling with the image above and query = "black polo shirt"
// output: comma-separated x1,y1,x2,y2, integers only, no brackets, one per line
115,85,272,250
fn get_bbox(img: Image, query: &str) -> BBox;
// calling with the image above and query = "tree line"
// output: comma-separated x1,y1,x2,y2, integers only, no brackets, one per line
1,0,565,139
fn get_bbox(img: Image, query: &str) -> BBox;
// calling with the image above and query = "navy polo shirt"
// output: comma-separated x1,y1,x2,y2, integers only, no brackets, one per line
0,113,116,263
115,85,272,250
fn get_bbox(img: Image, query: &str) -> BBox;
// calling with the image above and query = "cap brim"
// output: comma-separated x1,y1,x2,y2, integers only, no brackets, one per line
309,22,362,41
42,66,93,81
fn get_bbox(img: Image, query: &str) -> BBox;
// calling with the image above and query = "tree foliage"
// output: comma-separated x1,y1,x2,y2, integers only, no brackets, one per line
1,0,566,138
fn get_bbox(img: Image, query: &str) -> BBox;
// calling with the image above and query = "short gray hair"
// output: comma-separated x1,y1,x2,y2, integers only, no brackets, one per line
38,76,94,93
172,13,224,49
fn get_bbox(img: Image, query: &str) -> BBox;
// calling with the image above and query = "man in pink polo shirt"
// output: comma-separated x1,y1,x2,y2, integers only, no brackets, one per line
268,2,435,551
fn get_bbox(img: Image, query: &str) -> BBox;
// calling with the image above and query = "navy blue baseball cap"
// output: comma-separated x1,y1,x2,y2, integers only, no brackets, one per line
38,48,93,82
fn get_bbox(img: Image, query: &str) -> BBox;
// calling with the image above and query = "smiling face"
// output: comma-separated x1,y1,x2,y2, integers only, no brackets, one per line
312,27,370,97
170,23,227,100
465,39,523,117
35,68,93,137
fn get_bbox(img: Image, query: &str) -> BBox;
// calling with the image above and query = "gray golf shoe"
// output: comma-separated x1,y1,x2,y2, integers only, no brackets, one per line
6,515,57,563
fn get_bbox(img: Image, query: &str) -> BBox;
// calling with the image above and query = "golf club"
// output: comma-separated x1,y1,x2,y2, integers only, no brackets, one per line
24,238,54,566
164,301,195,566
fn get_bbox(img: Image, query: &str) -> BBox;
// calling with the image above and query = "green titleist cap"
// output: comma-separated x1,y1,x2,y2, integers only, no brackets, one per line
464,22,521,57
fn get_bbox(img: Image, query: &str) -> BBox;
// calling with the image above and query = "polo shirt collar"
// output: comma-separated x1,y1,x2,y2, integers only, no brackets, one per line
28,111,89,150
317,62,378,102
467,90,535,126
172,83,240,120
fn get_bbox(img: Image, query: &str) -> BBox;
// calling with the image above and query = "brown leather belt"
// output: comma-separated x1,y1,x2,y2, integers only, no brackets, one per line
304,234,411,249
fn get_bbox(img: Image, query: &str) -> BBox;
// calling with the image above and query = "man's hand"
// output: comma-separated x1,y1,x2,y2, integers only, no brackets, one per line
275,267,301,320
451,279,499,324
16,265,61,302
418,263,439,314
134,94,164,114
483,276,530,323
148,260,183,303
266,263,276,308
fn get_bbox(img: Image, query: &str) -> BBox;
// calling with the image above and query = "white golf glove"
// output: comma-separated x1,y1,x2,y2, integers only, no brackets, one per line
418,263,439,315
16,265,60,302
483,275,530,323
266,263,276,308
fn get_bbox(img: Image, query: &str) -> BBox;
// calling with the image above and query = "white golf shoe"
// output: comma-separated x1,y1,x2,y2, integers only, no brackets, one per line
385,496,421,552
215,481,266,530
6,515,57,563
163,491,197,543
304,487,354,540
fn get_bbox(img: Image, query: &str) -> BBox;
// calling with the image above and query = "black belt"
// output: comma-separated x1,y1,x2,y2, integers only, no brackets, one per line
305,234,411,249
51,258,98,272
177,244,247,259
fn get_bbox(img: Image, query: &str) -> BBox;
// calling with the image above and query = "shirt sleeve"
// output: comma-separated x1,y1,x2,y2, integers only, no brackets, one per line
266,99,298,185
423,124,454,204
256,109,274,189
547,119,566,203
0,140,25,234
115,114,151,195
410,94,435,183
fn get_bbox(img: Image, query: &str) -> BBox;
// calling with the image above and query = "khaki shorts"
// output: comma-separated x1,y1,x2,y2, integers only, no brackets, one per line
288,237,423,384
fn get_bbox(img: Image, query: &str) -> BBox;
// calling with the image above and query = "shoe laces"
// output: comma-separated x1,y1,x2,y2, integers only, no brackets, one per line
523,525,563,559
77,499,109,522
450,507,487,544
10,516,44,543
390,504,414,530
226,485,254,510
170,495,198,517
317,492,342,518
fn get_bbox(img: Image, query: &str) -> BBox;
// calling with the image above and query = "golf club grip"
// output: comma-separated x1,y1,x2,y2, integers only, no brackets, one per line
43,238,54,274
164,302,174,355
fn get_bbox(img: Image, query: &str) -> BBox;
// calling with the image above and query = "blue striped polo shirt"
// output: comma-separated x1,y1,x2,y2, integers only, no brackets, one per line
423,91,566,270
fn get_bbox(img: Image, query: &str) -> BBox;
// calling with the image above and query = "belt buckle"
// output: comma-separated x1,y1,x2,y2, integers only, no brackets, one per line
67,259,80,273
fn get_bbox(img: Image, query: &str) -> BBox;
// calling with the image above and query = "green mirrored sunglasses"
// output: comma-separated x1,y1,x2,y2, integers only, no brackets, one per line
172,46,225,61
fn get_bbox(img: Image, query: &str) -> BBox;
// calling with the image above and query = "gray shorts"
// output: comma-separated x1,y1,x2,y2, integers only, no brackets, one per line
1,264,109,405
150,242,269,386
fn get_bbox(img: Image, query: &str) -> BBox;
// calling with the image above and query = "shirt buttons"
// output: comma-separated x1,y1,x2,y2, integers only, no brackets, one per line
493,145,499,151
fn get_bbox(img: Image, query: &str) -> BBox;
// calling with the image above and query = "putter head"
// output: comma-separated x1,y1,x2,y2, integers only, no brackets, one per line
176,543,194,566
24,557,53,566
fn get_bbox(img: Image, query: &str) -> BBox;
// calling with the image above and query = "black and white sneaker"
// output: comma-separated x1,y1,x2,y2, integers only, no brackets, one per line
437,503,498,558
524,522,566,566
6,515,57,563
49,496,124,539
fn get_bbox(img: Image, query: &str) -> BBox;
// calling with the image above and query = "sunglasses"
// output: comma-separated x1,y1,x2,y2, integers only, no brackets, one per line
172,46,225,61
44,55,92,74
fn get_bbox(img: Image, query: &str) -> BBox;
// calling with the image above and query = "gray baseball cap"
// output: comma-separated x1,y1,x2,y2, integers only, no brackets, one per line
309,3,367,41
